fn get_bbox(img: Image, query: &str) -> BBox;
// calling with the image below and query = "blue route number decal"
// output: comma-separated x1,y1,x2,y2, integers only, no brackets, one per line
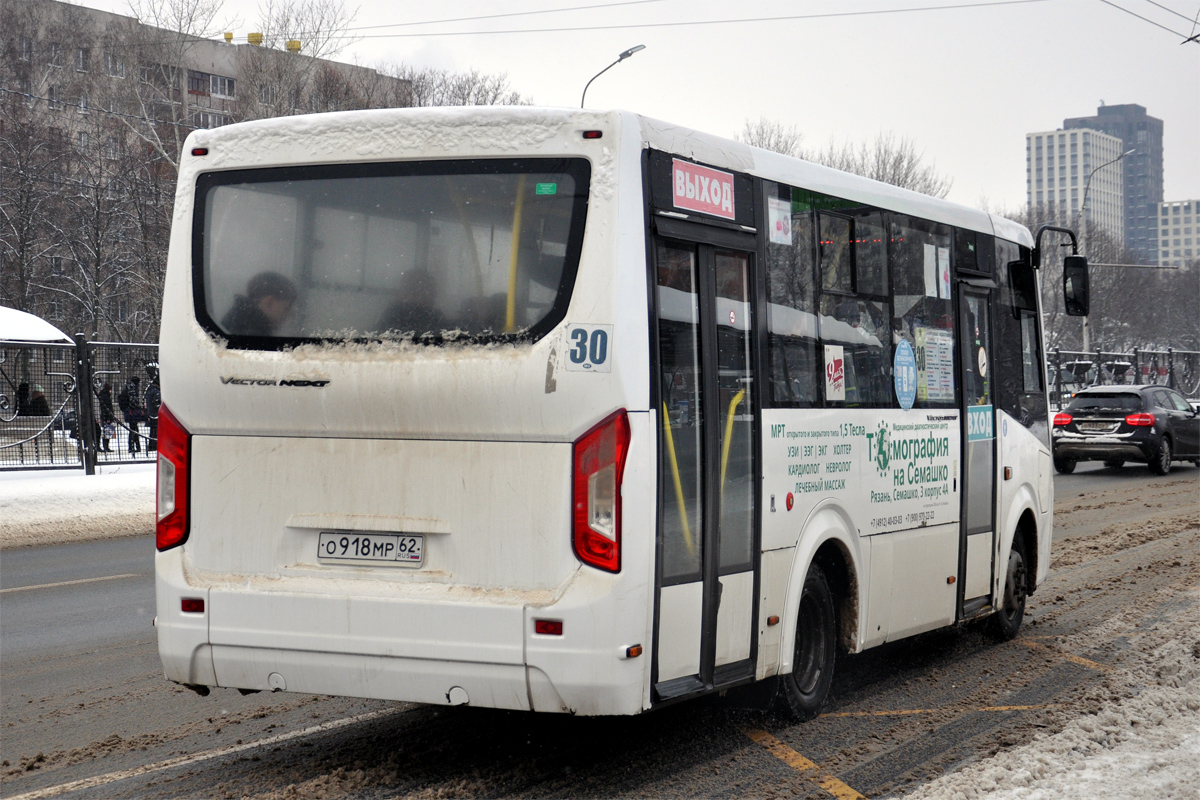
564,324,613,372
894,339,917,410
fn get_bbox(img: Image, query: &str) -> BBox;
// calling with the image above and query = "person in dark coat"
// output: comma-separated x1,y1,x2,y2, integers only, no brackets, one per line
144,369,161,452
27,384,50,416
377,269,447,336
15,383,31,416
221,272,297,336
97,382,116,452
118,376,144,454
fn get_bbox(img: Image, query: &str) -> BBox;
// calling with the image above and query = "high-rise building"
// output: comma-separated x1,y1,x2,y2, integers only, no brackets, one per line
1158,200,1197,268
1064,104,1164,259
1026,127,1125,242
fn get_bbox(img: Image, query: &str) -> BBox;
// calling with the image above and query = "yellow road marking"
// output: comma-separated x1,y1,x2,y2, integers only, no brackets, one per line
5,708,400,800
745,729,865,800
1020,639,1111,672
0,573,143,594
820,703,1060,718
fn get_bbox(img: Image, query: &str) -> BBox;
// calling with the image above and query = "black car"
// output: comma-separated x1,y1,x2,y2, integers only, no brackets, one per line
1052,385,1200,474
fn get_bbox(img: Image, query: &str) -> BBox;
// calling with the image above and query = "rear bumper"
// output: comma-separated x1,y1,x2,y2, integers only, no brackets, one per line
156,546,650,715
1056,441,1147,460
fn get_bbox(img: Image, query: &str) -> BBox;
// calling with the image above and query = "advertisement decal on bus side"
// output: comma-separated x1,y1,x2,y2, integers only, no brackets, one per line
762,409,961,538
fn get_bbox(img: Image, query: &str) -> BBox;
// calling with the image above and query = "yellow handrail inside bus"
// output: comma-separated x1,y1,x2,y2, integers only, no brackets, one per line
504,175,526,332
720,389,746,497
661,402,695,556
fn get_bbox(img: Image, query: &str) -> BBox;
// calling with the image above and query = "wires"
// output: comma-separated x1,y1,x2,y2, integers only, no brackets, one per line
1097,0,1198,41
322,0,1057,41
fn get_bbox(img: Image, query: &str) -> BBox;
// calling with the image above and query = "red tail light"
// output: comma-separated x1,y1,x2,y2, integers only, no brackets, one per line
572,410,630,573
1125,413,1155,427
1053,413,1073,427
156,405,191,551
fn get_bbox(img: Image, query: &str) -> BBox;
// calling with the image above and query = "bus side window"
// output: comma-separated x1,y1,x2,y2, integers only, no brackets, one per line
818,213,852,293
994,240,1048,440
889,215,956,408
764,183,819,406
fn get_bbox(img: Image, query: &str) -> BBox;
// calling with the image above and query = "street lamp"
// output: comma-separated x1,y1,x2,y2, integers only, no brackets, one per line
1077,147,1135,350
580,45,645,108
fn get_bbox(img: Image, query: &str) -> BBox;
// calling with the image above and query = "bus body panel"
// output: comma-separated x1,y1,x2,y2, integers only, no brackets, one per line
996,408,1053,596
156,108,658,714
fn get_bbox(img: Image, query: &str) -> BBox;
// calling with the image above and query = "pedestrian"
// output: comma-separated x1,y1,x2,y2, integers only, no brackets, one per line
118,375,145,454
144,367,161,452
97,382,116,453
27,384,50,416
15,383,31,416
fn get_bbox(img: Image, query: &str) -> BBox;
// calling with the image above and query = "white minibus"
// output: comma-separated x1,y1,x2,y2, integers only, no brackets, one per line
156,107,1076,717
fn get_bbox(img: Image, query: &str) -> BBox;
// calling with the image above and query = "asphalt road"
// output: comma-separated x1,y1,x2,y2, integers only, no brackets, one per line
1,465,1196,799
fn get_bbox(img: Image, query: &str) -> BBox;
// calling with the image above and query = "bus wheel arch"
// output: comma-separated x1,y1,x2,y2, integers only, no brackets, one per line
1015,509,1039,597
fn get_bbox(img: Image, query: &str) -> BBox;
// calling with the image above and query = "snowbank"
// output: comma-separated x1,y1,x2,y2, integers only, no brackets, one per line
0,464,155,548
0,305,71,342
908,601,1200,799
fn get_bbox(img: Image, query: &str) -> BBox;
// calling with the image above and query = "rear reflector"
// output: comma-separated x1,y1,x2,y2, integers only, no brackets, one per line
534,619,563,635
572,410,631,573
191,147,208,156
156,405,191,551
582,130,603,139
1125,413,1155,426
181,597,204,613
1053,413,1072,427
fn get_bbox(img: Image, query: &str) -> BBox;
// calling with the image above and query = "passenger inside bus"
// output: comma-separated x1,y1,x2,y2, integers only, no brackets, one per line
376,269,448,336
220,272,297,337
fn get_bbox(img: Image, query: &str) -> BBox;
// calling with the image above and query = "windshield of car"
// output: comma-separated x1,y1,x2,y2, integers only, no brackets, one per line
1066,393,1143,412
195,158,590,347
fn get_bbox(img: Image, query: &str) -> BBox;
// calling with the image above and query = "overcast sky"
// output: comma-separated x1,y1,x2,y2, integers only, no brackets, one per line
82,0,1200,212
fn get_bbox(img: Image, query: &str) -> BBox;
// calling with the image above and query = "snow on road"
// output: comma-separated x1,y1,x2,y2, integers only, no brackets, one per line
0,464,155,548
911,623,1200,799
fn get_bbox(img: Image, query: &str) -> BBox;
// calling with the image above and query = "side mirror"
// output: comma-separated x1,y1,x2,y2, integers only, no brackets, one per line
1063,255,1089,316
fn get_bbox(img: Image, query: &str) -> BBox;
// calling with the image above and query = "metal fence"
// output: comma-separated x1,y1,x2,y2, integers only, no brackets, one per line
1,338,159,472
1049,347,1200,410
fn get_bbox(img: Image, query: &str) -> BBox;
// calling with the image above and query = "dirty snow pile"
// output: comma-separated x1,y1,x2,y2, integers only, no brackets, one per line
910,613,1200,799
0,464,155,548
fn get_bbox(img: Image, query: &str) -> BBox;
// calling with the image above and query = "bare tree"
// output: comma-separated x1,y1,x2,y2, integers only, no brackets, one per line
386,65,530,107
739,117,952,199
735,117,803,158
810,132,952,198
116,0,229,170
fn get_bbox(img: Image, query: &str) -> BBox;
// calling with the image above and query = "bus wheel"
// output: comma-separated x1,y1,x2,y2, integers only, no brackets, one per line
780,564,836,721
989,537,1027,641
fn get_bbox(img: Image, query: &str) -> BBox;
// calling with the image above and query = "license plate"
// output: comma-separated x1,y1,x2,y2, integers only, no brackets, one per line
318,531,424,566
1079,422,1112,432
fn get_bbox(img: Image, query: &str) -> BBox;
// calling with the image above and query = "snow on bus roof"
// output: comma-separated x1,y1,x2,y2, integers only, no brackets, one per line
182,106,1032,248
0,306,72,343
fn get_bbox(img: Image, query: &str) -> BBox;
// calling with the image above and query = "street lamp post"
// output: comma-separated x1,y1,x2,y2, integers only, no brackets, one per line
1077,147,1135,351
581,45,645,108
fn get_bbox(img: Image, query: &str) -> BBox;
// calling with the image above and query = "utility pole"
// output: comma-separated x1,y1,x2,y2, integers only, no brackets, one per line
1077,147,1135,351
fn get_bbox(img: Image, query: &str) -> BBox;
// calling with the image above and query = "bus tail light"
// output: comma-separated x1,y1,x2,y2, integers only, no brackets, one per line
1125,413,1155,427
1053,413,1072,427
572,410,630,573
156,405,191,551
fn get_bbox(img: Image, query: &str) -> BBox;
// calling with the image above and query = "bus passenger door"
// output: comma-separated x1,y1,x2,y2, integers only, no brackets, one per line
957,288,996,614
652,238,758,700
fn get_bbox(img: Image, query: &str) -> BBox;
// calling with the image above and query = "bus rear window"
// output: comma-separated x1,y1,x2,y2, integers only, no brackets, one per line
194,158,590,346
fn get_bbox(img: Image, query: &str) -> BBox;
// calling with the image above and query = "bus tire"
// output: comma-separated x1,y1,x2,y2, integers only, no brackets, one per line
780,563,836,721
989,536,1027,641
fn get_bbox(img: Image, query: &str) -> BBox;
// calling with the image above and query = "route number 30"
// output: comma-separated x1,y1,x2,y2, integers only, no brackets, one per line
563,324,613,372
